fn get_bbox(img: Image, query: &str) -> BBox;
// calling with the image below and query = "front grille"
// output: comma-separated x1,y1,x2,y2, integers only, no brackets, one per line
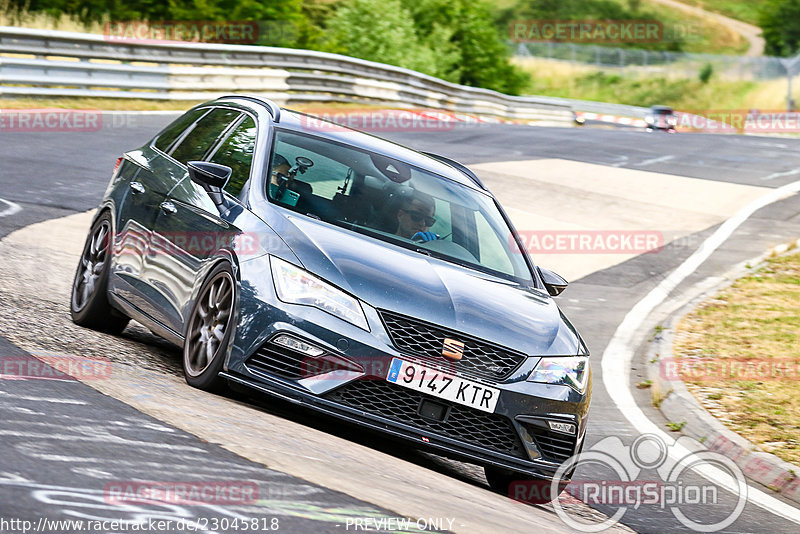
246,344,306,379
379,310,527,381
525,425,578,463
326,379,526,459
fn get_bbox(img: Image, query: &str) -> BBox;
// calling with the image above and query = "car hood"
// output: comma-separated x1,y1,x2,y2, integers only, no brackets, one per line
275,214,584,357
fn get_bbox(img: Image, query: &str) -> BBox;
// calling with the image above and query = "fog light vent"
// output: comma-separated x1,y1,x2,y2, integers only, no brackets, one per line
547,420,577,435
272,335,325,357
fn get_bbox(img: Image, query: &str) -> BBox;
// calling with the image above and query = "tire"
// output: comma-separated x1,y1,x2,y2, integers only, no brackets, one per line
485,466,567,505
182,262,236,391
70,211,129,334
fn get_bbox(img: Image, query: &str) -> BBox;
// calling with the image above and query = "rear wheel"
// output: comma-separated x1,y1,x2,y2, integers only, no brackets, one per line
70,212,129,334
183,263,235,391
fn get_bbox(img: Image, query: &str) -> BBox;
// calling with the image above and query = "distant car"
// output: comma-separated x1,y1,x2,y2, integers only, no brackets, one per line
70,95,591,503
645,105,677,132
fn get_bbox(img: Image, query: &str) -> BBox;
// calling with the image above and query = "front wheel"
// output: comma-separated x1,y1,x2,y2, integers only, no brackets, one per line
182,263,236,391
70,212,129,334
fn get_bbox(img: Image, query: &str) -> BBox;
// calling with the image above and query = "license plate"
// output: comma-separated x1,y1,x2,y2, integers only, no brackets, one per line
386,358,499,413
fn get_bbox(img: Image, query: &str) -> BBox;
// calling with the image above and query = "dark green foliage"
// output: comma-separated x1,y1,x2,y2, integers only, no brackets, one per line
699,63,713,83
759,0,800,57
6,0,528,93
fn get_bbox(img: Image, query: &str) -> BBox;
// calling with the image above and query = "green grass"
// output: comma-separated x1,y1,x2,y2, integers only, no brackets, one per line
676,0,768,26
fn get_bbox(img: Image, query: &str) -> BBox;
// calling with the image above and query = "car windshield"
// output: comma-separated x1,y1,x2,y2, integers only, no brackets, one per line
266,129,534,285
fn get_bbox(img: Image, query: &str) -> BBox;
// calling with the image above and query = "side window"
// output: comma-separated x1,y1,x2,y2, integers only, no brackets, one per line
153,108,208,153
272,138,349,200
474,212,515,277
208,115,257,197
170,108,242,165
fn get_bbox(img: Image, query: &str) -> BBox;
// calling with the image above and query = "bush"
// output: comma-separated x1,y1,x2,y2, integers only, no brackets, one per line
699,63,713,83
760,0,800,56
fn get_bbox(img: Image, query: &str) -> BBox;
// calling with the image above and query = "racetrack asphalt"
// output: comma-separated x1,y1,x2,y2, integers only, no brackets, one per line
2,114,800,533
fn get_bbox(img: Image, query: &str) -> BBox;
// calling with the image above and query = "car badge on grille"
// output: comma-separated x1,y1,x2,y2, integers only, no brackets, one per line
442,338,464,361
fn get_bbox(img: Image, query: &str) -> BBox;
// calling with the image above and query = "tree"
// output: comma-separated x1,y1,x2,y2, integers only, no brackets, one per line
408,0,528,94
324,0,439,77
760,0,800,56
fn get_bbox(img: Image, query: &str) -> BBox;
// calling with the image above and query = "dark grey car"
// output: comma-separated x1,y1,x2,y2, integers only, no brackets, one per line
70,96,591,503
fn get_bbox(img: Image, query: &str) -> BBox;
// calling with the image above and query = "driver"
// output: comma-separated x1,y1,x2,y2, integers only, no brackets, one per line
395,192,438,242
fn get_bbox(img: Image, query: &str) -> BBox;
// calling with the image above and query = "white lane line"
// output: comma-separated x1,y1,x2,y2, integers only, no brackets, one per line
637,155,674,167
0,197,22,218
610,155,629,167
602,178,800,524
761,167,800,181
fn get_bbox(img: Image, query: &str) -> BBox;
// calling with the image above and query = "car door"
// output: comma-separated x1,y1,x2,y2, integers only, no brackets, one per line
110,107,211,311
144,107,250,336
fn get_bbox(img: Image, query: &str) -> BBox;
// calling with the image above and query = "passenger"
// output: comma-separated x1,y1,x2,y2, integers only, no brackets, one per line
270,154,291,186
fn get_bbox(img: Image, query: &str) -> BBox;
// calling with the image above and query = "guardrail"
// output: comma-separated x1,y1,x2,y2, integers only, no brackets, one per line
0,26,578,124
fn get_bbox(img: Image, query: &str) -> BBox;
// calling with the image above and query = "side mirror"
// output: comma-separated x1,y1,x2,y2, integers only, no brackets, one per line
187,161,231,209
538,267,568,296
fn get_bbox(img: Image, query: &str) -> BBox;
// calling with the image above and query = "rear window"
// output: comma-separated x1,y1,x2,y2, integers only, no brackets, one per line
153,108,208,153
170,108,242,165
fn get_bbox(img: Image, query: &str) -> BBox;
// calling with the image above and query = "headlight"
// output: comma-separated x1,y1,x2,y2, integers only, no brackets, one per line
527,356,589,393
270,256,369,331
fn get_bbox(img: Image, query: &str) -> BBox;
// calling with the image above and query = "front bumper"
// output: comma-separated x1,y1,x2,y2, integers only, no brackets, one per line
226,259,591,478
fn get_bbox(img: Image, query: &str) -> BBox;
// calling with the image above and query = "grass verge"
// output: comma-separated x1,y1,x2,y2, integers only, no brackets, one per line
674,0,766,26
514,57,792,110
673,249,800,465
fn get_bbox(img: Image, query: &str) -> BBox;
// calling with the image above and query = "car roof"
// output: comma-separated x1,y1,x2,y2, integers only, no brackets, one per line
211,96,485,192
650,105,674,112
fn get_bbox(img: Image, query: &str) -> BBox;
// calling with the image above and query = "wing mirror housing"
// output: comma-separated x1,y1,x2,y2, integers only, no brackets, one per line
538,266,568,296
187,161,232,209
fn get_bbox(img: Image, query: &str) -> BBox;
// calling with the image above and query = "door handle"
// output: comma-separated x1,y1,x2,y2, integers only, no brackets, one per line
159,201,177,215
130,181,145,195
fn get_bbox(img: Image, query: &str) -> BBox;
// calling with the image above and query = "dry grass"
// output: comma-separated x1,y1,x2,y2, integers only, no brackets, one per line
673,251,800,465
514,57,793,110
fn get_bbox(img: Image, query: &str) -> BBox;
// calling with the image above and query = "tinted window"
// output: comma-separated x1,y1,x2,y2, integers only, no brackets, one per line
208,115,257,197
153,108,209,153
170,108,241,165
